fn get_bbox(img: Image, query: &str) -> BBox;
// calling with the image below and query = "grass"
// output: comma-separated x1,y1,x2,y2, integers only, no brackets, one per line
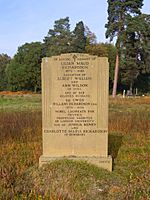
0,95,150,199
0,94,41,112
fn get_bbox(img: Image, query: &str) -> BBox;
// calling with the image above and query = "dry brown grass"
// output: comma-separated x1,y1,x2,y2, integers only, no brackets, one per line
0,111,42,144
0,97,150,199
109,111,150,135
110,96,150,105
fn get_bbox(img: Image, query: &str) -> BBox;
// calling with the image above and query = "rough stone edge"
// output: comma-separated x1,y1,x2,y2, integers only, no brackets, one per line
39,155,112,172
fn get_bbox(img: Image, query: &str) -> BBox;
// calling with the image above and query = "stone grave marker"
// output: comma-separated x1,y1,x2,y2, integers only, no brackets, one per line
39,53,112,171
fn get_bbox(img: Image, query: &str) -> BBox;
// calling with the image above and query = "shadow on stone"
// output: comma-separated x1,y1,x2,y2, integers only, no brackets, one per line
108,134,123,159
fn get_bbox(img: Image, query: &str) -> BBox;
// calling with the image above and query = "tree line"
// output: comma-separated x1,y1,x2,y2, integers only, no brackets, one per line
0,0,149,94
0,18,117,93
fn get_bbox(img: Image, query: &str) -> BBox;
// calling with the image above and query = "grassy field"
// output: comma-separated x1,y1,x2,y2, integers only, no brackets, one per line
0,95,150,199
0,94,41,112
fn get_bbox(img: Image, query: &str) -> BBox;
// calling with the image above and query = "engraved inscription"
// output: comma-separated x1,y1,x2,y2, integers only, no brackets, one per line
48,55,100,136
42,54,108,137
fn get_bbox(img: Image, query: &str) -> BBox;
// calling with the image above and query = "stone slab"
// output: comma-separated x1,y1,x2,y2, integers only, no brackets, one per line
39,53,112,171
39,155,112,171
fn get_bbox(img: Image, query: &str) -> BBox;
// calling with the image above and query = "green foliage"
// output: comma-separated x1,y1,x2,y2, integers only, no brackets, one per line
85,42,117,91
6,42,44,92
136,74,150,93
0,14,149,93
3,17,89,92
72,21,86,53
105,0,143,44
44,17,73,56
85,43,108,57
0,54,11,91
44,17,87,56
106,44,117,91
84,25,97,45
105,0,145,94
121,14,150,90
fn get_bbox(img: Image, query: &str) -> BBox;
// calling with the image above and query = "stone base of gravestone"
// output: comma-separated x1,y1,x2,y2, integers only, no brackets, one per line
39,156,112,171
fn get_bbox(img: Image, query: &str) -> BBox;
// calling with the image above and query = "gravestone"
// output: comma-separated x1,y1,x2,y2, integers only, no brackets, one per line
39,53,112,171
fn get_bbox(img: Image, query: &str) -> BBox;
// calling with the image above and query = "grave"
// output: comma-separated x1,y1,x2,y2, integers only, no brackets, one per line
39,53,112,171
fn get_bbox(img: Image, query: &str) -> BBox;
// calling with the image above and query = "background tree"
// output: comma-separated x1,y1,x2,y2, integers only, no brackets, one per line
85,42,117,92
6,42,44,92
44,17,88,56
72,21,86,53
121,14,150,93
84,25,97,45
105,0,143,97
0,54,11,91
44,17,73,56
106,44,117,92
85,43,108,57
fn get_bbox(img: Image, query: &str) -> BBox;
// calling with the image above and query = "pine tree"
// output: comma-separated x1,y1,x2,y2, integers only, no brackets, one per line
121,14,150,92
105,0,143,97
72,21,86,53
44,17,73,56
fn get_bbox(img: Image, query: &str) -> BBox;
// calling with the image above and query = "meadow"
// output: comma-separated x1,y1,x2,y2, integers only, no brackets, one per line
0,94,150,199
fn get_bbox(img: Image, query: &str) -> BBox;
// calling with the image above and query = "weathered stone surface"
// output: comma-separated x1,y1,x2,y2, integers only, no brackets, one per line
39,53,112,171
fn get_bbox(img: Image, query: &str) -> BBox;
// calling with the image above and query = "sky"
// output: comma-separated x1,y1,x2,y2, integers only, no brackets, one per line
0,0,149,57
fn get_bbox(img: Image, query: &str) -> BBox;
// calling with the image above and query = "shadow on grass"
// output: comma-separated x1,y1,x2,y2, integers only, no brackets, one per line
108,133,123,168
